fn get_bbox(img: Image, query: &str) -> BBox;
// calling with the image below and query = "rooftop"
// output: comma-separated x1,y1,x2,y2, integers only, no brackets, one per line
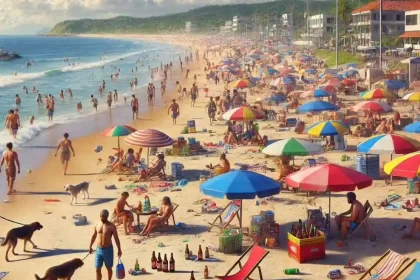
352,1,420,14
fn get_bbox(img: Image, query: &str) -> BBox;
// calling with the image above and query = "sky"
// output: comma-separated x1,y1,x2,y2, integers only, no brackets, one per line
0,0,269,35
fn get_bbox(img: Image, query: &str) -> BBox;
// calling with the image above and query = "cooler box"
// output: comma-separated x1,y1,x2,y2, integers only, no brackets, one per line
188,127,196,133
288,231,325,263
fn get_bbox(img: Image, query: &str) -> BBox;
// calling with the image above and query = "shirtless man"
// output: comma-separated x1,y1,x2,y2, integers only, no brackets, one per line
15,94,21,106
107,92,113,109
0,142,20,195
89,210,122,280
115,192,134,235
91,95,98,111
140,196,173,236
167,99,180,125
4,109,20,138
131,94,139,120
335,192,366,242
55,133,75,175
48,96,55,122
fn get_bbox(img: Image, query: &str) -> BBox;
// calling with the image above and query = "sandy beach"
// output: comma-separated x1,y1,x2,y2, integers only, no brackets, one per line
0,34,419,280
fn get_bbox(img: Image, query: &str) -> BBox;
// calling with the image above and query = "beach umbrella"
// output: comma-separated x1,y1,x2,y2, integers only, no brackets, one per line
404,122,420,133
262,138,324,156
360,88,395,100
222,106,264,121
313,89,331,98
384,152,420,179
230,79,255,89
124,128,173,165
200,170,281,228
342,79,356,87
319,84,338,94
296,100,339,113
305,121,349,136
357,134,420,155
286,164,372,232
351,101,392,112
326,78,342,87
402,92,420,102
101,125,137,151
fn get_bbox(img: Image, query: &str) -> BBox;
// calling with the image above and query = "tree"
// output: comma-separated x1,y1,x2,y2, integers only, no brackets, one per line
338,0,353,31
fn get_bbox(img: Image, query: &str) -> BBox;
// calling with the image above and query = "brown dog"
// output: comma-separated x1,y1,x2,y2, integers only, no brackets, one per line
1,222,43,262
35,258,84,280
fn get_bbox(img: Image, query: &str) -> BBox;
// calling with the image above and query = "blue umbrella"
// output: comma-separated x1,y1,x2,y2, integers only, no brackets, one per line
404,122,420,133
264,94,286,104
314,89,331,98
297,100,339,113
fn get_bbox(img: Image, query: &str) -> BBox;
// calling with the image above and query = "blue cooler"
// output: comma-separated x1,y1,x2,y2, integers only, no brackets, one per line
171,162,184,179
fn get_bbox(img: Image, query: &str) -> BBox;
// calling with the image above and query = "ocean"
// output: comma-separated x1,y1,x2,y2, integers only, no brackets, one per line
0,35,185,153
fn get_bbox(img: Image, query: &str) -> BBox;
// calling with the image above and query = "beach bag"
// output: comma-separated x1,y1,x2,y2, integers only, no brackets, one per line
116,258,125,279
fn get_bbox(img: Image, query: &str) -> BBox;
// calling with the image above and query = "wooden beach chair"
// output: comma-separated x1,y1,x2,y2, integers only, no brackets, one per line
350,200,374,239
393,260,419,280
137,161,167,182
153,203,179,233
358,250,410,280
216,244,269,280
208,200,241,232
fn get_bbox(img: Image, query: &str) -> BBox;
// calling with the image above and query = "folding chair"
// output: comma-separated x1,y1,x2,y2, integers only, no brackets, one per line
358,249,410,280
393,260,419,280
216,244,269,280
160,203,178,227
208,200,241,232
351,200,374,238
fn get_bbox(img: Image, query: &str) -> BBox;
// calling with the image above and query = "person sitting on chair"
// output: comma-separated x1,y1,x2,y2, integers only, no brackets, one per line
140,196,173,236
114,192,134,235
402,217,420,239
225,125,239,145
135,153,166,182
206,153,230,176
335,192,366,242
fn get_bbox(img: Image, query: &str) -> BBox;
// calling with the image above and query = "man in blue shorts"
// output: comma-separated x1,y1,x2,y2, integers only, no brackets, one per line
335,192,366,242
89,209,122,280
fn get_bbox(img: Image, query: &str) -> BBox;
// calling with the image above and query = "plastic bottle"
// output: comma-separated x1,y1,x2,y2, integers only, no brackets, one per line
284,268,300,275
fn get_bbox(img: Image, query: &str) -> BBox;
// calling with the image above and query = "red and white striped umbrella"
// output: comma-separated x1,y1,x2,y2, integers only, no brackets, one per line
124,128,173,147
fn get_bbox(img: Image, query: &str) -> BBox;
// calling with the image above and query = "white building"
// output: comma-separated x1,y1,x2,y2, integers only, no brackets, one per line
401,10,420,49
232,16,252,33
220,21,233,34
185,21,198,33
301,14,335,43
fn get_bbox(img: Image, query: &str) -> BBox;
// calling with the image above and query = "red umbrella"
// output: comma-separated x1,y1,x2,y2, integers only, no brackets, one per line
342,79,356,87
351,101,392,112
286,164,373,232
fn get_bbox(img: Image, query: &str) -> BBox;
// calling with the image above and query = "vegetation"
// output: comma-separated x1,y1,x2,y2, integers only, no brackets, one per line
314,49,362,66
49,0,336,35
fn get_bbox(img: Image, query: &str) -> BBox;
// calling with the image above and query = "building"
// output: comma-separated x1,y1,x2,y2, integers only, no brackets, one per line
351,1,420,47
185,21,198,33
232,16,252,34
400,10,420,49
220,21,233,34
300,14,335,45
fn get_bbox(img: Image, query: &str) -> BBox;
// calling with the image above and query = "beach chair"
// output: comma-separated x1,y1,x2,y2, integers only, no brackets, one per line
151,203,179,234
358,250,410,280
350,200,374,238
216,244,269,280
393,260,419,280
137,161,167,182
208,200,241,232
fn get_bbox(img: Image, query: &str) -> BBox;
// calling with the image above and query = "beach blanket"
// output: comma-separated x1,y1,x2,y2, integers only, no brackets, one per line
235,162,267,172
0,272,8,279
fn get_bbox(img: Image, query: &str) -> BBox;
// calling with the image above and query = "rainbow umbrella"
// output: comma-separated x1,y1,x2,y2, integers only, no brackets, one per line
360,88,395,99
384,152,420,179
402,92,420,101
357,134,420,155
230,79,255,89
305,121,349,136
222,106,264,121
101,125,137,151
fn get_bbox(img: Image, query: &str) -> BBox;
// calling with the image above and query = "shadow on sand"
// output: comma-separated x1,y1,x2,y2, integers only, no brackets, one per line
8,248,88,262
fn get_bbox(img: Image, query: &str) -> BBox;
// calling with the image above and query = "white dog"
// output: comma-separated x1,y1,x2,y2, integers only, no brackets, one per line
64,181,90,205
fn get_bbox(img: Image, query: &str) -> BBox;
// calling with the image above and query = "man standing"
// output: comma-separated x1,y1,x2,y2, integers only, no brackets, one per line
15,94,21,106
91,95,98,112
55,133,75,175
48,96,55,122
190,83,198,107
4,109,20,138
115,192,134,235
107,92,113,109
131,94,139,120
176,81,182,100
89,209,122,280
167,99,180,125
0,142,20,195
113,90,118,102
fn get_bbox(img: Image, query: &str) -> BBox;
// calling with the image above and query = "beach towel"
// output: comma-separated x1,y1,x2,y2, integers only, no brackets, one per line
0,272,8,279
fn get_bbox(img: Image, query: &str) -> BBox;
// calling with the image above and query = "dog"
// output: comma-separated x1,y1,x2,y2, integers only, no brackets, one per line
64,181,90,204
1,222,43,262
35,258,84,280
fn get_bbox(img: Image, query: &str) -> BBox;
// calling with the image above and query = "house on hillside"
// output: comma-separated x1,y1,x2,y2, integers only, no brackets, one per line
351,0,420,47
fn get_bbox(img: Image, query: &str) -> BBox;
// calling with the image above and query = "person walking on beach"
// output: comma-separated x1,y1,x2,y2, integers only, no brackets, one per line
206,97,217,125
168,99,180,125
48,96,55,122
107,92,113,109
0,142,20,195
113,90,118,102
191,83,198,107
131,94,139,120
91,95,98,111
89,209,122,280
176,81,182,100
55,133,75,175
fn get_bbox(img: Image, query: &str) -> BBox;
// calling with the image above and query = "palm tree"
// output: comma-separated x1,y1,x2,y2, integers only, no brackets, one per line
338,0,352,31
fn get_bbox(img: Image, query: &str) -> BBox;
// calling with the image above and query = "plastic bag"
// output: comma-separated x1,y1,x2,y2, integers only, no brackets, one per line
116,258,125,279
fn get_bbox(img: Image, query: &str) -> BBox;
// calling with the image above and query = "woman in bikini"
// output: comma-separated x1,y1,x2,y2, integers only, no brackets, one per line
140,196,173,236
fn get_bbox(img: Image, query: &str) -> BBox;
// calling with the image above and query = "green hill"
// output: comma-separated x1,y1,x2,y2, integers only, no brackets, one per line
49,0,373,35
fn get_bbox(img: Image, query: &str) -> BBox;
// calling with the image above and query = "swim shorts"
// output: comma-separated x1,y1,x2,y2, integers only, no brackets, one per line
95,246,114,268
132,106,137,113
350,221,359,231
172,112,178,119
48,109,54,117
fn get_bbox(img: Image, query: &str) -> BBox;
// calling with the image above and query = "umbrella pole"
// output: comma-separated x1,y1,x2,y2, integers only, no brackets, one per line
147,147,150,167
329,191,331,237
118,137,120,153
390,154,393,186
240,200,243,229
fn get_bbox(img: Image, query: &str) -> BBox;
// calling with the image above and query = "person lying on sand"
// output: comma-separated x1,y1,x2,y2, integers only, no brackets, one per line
114,192,134,235
335,192,366,242
140,196,173,236
402,217,420,240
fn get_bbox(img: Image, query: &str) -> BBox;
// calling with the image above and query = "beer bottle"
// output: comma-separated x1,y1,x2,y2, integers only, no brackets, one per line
205,246,210,259
157,252,162,271
204,265,209,279
185,244,190,260
190,271,196,280
135,259,140,271
198,245,203,261
162,254,168,272
290,224,296,236
169,253,175,272
151,251,157,269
